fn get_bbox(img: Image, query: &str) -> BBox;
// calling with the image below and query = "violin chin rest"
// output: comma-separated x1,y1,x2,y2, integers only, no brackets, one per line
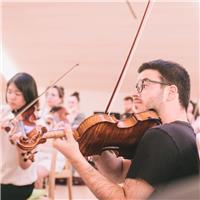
100,146,120,156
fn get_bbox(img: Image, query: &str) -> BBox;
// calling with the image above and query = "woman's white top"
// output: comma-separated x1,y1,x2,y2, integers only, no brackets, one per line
0,106,37,185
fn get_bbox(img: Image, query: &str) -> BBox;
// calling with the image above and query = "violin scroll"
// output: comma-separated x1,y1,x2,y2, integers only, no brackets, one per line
17,127,66,152
17,126,48,151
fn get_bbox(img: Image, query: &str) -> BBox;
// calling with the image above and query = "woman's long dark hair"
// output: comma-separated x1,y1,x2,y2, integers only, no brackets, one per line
6,72,39,112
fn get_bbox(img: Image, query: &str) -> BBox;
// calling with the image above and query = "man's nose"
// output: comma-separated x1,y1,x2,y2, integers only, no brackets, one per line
132,88,140,97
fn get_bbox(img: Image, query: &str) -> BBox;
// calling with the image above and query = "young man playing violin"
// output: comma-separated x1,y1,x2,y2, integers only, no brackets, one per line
54,59,199,199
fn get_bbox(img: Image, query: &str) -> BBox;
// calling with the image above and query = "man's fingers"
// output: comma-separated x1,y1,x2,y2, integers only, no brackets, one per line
64,127,74,140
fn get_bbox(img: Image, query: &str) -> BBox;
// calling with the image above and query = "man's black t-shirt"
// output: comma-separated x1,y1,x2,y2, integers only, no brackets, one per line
126,121,199,191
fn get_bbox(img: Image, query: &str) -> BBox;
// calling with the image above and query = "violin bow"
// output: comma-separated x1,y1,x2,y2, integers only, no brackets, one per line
126,0,137,19
105,0,151,114
13,63,79,121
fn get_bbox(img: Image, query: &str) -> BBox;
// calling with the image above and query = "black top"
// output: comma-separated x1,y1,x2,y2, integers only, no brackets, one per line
126,121,199,192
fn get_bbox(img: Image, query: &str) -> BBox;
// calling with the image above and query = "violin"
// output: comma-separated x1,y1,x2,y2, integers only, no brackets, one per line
1,105,37,135
50,106,69,122
17,110,161,159
0,105,40,161
21,106,37,126
45,106,69,126
17,106,70,152
76,110,161,158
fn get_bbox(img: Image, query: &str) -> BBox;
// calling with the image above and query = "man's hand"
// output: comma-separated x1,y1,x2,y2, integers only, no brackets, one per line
91,150,128,183
53,127,82,164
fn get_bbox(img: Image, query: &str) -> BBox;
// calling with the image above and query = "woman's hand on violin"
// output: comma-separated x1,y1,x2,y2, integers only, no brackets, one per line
0,117,17,134
9,131,22,145
53,127,82,164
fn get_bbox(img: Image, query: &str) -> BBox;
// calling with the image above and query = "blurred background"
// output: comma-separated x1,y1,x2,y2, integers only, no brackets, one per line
1,0,199,115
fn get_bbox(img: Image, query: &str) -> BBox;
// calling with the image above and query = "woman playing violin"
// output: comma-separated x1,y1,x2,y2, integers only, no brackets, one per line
0,72,39,200
54,60,199,199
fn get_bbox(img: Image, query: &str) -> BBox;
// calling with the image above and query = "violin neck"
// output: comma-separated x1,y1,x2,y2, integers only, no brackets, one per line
44,129,66,139
43,129,79,141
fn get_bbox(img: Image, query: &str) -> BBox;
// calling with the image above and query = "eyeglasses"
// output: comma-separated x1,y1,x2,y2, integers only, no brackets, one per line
136,78,169,93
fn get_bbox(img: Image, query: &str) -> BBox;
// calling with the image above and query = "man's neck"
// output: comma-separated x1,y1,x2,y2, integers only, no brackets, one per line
158,105,188,124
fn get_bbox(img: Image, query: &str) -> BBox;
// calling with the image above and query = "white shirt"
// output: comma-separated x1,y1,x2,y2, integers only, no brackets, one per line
0,106,37,185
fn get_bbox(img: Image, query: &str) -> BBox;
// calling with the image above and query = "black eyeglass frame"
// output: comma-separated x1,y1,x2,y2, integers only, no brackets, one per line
136,78,170,93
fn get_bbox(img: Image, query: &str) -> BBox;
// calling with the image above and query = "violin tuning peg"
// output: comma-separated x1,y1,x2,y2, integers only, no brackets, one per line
21,152,26,156
5,127,11,132
28,155,35,162
41,127,48,134
9,139,15,145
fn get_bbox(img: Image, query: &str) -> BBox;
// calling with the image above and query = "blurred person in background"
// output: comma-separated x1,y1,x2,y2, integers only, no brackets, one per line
35,85,68,188
187,100,200,157
67,91,85,129
67,91,86,185
120,96,134,119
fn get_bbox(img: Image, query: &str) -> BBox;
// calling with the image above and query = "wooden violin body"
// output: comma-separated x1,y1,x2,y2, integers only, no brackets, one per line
74,110,161,158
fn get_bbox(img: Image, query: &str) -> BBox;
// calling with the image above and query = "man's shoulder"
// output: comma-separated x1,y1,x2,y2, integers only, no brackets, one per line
147,121,194,136
144,121,196,150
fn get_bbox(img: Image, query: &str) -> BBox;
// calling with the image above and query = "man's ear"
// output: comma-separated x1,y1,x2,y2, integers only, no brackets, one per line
165,85,178,101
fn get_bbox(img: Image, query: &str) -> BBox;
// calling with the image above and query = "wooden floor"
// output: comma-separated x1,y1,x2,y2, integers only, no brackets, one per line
30,184,97,200
55,185,97,200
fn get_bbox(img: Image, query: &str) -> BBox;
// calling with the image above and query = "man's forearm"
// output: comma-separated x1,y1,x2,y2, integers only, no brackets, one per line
93,151,131,183
71,156,126,200
93,153,124,183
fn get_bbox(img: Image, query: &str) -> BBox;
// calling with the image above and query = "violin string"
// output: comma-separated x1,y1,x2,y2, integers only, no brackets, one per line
18,121,28,138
